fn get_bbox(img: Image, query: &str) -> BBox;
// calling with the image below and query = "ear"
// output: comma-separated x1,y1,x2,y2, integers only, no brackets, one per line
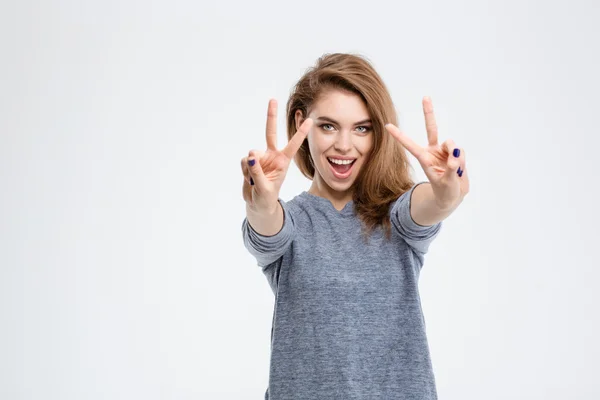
294,109,304,131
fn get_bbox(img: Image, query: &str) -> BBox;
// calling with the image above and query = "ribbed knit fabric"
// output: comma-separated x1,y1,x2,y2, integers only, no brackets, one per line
242,182,442,400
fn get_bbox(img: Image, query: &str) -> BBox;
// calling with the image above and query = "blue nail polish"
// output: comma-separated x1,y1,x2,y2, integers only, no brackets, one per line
453,148,460,158
457,167,462,175
458,170,463,177
250,177,254,185
248,158,255,167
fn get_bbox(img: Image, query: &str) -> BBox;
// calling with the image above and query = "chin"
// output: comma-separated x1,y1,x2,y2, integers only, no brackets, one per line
328,178,355,191
324,165,359,192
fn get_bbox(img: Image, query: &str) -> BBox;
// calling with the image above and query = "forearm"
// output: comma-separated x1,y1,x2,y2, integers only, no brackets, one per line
410,182,462,226
246,201,284,237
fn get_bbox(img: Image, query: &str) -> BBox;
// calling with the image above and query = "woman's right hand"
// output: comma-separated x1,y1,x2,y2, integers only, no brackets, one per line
241,99,313,213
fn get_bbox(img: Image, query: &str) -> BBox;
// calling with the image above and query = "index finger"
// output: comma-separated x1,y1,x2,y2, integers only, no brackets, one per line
266,99,278,151
422,96,438,146
282,118,313,159
385,123,424,160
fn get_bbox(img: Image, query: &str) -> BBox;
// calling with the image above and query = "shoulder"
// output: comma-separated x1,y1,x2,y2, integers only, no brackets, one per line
279,191,334,233
280,192,311,217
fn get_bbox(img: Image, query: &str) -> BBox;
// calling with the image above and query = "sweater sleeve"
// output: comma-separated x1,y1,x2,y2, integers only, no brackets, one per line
241,198,295,268
390,181,442,257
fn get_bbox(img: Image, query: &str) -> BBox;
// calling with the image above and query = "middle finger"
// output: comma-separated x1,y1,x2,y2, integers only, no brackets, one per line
265,99,278,151
422,96,439,146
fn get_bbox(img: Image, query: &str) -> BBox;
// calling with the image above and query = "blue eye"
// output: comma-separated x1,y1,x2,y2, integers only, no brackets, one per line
319,124,371,133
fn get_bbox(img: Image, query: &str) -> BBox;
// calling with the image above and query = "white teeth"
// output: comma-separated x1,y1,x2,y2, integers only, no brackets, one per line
328,158,354,165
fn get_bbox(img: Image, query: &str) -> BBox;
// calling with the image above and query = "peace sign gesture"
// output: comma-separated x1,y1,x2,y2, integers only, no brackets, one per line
385,96,469,210
241,99,314,212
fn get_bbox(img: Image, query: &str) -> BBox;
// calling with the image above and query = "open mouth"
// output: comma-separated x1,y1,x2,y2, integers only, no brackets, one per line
327,157,356,178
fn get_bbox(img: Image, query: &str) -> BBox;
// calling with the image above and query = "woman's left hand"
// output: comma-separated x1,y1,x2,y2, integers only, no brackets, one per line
385,96,470,211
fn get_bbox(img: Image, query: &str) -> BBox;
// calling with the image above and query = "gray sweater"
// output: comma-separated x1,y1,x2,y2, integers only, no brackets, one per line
241,182,443,400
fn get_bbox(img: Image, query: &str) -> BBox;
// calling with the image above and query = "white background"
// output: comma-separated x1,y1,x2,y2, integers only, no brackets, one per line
1,0,599,399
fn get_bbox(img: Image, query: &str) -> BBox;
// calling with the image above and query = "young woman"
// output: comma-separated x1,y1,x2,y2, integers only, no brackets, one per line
240,53,469,400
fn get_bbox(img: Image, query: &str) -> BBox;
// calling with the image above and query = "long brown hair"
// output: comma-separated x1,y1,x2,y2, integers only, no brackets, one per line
286,53,415,241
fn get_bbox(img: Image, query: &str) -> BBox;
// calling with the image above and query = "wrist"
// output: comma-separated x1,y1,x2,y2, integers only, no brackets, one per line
434,195,462,212
247,200,280,216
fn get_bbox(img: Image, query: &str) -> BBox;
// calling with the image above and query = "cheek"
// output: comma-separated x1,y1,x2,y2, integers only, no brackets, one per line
308,133,333,155
357,136,374,156
307,139,324,165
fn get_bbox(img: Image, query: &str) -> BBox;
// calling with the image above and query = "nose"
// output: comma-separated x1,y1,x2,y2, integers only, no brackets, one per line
333,130,352,153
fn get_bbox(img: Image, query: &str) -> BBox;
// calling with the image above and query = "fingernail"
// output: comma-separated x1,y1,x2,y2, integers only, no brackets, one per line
248,158,255,167
453,148,460,158
457,167,462,175
250,177,254,185
458,169,463,177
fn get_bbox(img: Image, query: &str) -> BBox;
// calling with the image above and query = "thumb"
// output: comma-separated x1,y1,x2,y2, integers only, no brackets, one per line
247,151,267,189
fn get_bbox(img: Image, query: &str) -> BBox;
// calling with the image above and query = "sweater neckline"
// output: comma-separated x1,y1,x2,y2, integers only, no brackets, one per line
300,191,355,217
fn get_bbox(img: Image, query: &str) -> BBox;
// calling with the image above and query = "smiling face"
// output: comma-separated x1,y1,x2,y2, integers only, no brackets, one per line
295,89,374,200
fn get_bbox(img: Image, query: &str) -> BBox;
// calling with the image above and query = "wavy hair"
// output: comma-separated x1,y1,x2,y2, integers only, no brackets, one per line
286,53,415,241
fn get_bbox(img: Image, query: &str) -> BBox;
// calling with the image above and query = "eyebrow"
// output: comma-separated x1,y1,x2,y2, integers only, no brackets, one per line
315,116,372,125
